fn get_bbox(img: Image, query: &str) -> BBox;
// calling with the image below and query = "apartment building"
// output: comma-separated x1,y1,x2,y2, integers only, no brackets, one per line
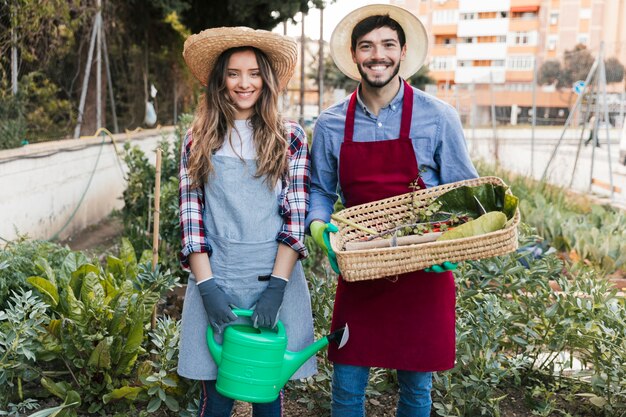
392,0,626,125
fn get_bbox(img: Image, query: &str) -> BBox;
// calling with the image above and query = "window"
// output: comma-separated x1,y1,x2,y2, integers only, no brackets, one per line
550,12,559,25
510,31,537,45
432,10,458,24
579,8,591,19
507,56,535,70
458,60,472,67
547,35,558,50
460,13,476,20
430,57,456,70
492,60,505,67
577,34,589,46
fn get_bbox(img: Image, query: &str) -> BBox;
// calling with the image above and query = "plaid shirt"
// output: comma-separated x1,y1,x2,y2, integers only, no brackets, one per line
179,121,310,271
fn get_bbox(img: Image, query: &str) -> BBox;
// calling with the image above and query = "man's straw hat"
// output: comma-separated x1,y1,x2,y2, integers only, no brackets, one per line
183,27,298,90
330,4,428,81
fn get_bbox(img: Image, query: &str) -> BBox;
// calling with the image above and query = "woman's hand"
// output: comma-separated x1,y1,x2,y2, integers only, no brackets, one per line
252,275,287,328
197,278,237,332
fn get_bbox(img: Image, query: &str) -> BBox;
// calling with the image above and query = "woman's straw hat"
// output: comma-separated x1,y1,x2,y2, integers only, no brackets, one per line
183,27,298,90
330,4,428,81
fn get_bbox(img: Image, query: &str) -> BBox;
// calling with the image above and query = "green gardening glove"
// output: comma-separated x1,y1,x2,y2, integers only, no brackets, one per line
425,261,458,273
310,220,340,274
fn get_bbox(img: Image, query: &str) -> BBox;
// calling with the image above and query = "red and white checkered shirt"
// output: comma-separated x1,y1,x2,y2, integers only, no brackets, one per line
179,121,310,271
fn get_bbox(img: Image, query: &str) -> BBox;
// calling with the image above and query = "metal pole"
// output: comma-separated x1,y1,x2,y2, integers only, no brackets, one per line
96,0,102,132
531,57,537,177
541,56,599,181
10,9,18,95
598,43,615,200
300,12,306,127
470,81,476,150
101,29,119,133
489,72,498,165
589,47,603,194
318,5,324,113
73,13,100,138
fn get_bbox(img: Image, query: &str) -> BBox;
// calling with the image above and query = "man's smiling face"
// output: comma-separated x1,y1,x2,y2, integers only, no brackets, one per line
351,26,406,88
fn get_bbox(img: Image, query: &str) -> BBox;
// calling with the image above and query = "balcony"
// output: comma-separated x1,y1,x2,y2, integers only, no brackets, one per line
509,18,540,31
432,44,457,56
457,42,507,60
455,67,506,84
510,0,541,7
459,0,509,13
432,24,458,35
458,18,509,37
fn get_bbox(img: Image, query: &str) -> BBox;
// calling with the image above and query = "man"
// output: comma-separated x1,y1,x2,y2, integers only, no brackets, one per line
306,5,478,416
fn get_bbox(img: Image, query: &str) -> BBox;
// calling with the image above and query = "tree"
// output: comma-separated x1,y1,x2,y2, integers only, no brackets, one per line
537,59,561,86
408,66,435,91
605,57,624,84
560,44,594,87
180,0,325,33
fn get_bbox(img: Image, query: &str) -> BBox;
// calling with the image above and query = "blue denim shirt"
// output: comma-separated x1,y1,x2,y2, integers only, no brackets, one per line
306,80,478,228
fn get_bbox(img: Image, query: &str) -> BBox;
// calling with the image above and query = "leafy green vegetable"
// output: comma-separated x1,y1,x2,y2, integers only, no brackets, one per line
437,212,507,241
433,184,518,220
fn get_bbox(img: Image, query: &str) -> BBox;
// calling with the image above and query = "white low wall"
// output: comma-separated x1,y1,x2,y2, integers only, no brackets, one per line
0,127,176,242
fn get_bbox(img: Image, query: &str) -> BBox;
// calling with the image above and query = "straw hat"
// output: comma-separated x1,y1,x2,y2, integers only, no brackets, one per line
183,27,298,90
330,4,428,81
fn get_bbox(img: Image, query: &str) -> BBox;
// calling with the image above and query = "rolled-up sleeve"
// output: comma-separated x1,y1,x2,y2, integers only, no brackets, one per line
179,129,212,271
276,122,310,259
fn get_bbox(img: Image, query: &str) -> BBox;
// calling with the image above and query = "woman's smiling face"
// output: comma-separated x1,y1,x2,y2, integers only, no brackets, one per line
225,49,263,119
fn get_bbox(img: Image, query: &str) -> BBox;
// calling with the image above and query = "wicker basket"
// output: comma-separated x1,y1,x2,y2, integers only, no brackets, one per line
329,176,520,282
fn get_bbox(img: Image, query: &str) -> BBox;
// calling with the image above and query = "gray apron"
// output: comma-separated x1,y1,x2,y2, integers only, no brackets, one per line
178,156,316,381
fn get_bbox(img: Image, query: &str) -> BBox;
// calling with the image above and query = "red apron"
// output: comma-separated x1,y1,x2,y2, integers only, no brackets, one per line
328,81,456,372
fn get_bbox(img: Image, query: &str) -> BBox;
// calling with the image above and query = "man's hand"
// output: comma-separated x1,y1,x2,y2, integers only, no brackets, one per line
310,220,340,274
197,278,237,332
252,276,287,329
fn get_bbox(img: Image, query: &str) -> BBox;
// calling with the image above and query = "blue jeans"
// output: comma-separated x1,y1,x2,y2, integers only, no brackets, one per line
198,380,282,417
331,364,433,417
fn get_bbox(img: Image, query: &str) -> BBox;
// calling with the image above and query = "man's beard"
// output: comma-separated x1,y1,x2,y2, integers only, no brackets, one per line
357,60,401,88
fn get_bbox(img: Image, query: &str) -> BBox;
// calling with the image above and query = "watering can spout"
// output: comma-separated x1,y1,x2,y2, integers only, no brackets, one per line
206,326,222,366
280,325,349,385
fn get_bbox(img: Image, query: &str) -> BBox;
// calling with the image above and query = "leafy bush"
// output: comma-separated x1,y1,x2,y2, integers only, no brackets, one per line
121,114,192,279
476,161,626,274
0,237,75,309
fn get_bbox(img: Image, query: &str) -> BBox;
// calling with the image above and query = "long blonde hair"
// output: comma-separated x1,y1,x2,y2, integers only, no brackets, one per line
188,46,288,189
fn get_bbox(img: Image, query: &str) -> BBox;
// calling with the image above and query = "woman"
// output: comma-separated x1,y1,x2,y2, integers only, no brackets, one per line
177,27,315,417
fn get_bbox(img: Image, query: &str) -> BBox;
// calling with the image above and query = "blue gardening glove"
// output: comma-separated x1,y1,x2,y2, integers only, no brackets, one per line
310,220,340,274
425,261,458,273
197,278,237,332
252,275,287,329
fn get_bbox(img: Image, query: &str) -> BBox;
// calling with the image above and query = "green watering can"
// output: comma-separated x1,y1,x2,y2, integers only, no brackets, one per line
206,309,349,403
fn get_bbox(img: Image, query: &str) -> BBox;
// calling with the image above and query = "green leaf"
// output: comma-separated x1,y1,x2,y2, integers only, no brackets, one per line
164,395,180,412
27,276,59,306
41,376,68,399
88,338,112,369
35,258,56,285
102,386,143,403
120,238,138,267
147,397,162,413
70,264,100,297
27,402,79,417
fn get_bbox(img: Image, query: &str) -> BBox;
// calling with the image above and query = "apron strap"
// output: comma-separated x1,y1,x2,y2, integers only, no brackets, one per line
344,91,358,143
399,81,413,140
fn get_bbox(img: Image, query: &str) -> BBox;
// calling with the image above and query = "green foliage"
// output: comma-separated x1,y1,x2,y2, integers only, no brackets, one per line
408,65,435,91
0,237,77,309
476,161,626,275
121,114,193,281
19,238,178,415
0,290,48,408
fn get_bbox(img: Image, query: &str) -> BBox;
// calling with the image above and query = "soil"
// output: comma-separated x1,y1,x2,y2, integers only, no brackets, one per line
59,216,602,417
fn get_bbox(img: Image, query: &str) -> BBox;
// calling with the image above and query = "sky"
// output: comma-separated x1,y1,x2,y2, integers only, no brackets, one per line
273,0,390,41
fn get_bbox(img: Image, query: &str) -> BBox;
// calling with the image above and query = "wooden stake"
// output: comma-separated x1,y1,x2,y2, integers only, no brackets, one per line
151,148,162,329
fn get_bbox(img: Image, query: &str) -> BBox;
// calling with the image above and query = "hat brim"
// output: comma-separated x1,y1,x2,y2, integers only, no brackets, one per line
330,4,428,81
183,27,298,91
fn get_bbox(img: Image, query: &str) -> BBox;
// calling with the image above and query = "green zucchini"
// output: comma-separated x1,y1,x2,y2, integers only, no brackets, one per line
436,211,507,241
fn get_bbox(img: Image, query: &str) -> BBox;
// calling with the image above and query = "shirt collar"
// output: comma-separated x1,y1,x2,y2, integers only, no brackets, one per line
355,77,405,116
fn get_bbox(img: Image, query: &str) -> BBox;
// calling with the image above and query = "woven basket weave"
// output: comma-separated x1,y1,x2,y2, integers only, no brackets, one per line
329,176,520,282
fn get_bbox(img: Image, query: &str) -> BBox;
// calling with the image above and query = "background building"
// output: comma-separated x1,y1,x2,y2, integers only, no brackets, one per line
392,0,626,125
